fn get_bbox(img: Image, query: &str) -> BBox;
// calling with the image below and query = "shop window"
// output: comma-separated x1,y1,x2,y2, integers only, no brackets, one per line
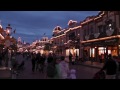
90,48,95,57
98,47,106,55
112,49,117,56
108,50,111,55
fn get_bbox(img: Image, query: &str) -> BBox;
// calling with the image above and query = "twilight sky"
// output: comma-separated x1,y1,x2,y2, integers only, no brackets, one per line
0,11,98,44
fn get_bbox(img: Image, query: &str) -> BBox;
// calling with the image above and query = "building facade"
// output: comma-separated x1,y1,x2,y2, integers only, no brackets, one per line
51,20,82,58
81,11,120,63
51,11,120,63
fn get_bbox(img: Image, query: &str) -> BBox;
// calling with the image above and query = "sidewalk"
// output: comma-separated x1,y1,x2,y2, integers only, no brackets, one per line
65,57,104,69
78,61,104,69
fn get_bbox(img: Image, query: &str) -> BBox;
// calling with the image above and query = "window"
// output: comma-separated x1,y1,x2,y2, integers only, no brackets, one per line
98,25,103,33
90,26,93,34
84,29,86,36
69,32,75,40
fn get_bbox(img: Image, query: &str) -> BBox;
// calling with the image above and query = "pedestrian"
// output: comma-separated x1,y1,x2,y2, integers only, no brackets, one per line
54,56,61,79
67,69,76,79
35,52,41,71
0,51,3,66
31,53,36,73
46,61,57,79
101,54,117,79
112,56,120,79
39,54,46,73
69,52,72,64
47,53,54,64
58,56,69,79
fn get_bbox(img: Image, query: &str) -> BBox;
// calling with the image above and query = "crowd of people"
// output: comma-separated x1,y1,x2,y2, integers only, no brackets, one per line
1,48,120,79
0,48,15,67
29,52,76,79
94,54,120,79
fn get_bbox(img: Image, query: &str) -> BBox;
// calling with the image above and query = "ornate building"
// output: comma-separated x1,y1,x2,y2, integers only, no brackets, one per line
81,11,120,62
51,11,120,63
51,21,82,58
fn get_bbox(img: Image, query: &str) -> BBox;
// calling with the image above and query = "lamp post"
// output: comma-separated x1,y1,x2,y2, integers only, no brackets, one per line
4,24,16,68
6,24,12,36
4,24,12,67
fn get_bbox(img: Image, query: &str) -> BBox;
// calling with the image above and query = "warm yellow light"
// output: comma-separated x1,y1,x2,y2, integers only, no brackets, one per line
6,30,10,34
0,25,2,28
81,35,120,43
0,34,4,40
68,20,77,26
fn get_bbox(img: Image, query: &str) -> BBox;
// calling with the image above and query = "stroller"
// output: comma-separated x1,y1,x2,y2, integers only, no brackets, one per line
93,70,106,79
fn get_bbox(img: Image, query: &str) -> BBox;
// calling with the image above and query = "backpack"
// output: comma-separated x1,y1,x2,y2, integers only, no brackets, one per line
93,70,106,79
47,63,57,78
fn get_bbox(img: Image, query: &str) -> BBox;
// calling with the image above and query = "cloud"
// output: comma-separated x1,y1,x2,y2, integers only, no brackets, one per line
0,11,98,43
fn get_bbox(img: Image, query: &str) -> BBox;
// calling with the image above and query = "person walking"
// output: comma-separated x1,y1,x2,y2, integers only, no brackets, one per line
39,54,46,73
31,53,36,73
101,54,117,79
0,51,3,66
58,56,69,79
69,53,72,64
67,69,76,79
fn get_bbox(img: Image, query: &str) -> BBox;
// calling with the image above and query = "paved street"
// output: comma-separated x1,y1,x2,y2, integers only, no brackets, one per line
16,55,46,79
69,65,100,79
15,54,100,79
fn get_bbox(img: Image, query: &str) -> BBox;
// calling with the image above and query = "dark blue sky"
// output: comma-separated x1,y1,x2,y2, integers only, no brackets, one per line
0,11,98,44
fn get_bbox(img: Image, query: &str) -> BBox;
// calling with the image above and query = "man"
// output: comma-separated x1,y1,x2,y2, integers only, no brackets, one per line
101,54,117,79
69,53,72,64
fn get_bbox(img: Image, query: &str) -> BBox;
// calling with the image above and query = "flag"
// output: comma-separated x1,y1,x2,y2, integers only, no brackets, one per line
43,33,46,35
13,29,16,34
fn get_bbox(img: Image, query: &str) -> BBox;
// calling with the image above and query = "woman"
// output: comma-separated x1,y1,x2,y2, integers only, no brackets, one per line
54,57,61,79
31,53,36,72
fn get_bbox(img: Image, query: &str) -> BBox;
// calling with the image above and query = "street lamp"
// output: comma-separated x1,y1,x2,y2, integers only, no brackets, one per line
6,24,12,36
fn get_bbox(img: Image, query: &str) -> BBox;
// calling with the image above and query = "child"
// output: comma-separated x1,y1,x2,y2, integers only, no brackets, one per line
68,69,76,79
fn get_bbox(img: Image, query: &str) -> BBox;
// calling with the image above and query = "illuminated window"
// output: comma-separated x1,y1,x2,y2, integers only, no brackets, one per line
90,48,91,57
92,48,95,57
90,48,95,57
108,50,111,55
98,47,106,55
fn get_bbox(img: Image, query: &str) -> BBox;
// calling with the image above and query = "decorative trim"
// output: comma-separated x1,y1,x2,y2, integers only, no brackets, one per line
94,33,100,38
106,29,114,36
